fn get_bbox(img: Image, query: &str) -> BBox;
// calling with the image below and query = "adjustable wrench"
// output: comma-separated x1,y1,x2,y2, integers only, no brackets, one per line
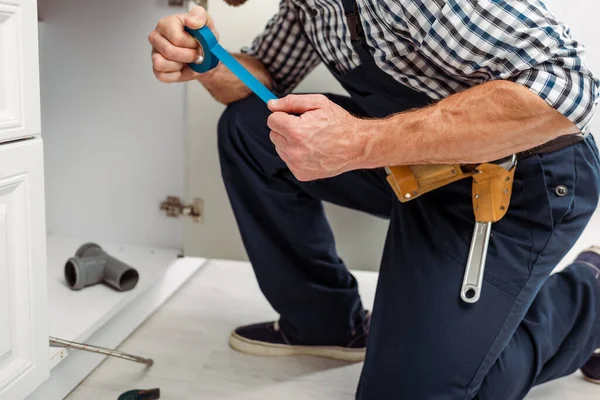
460,154,517,303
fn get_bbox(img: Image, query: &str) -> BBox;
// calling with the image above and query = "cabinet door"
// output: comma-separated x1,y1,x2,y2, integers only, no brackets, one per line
0,0,41,144
0,139,48,400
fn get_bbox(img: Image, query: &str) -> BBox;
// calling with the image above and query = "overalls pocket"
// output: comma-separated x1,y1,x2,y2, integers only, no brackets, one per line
537,145,576,230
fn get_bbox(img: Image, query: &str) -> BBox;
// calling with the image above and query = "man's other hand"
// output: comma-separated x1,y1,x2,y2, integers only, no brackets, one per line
148,6,218,83
267,95,370,182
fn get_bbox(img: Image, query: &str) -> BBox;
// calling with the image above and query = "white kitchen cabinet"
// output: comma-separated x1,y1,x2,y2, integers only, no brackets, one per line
0,141,48,398
0,0,49,398
1,0,206,398
0,0,41,144
24,0,207,397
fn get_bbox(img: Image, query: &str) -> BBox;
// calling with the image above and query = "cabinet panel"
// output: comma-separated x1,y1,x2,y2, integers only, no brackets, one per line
0,0,41,144
0,139,48,400
0,205,10,360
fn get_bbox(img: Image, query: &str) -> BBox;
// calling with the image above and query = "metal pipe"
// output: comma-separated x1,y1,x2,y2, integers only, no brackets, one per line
49,336,154,366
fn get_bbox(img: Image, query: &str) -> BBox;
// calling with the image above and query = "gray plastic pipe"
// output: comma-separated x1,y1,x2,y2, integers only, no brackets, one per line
64,243,139,292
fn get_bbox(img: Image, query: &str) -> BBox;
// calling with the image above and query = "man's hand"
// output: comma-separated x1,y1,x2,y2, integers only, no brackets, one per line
148,5,272,104
267,95,369,182
148,6,218,83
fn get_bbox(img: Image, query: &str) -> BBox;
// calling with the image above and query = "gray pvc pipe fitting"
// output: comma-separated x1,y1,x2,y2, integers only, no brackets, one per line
64,243,139,292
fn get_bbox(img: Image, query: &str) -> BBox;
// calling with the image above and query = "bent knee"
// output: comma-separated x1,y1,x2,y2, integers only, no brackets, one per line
360,346,473,399
217,94,270,151
217,94,281,175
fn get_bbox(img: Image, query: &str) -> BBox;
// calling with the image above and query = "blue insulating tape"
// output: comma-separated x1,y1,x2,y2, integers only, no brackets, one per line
184,26,278,104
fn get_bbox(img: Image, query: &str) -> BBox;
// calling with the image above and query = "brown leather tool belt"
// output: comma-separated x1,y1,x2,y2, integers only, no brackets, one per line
515,132,585,159
386,133,585,203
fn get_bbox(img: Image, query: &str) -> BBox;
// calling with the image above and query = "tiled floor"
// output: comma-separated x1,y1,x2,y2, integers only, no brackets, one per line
66,260,598,400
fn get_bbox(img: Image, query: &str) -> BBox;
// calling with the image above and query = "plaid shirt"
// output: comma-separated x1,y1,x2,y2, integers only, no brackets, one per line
242,0,599,133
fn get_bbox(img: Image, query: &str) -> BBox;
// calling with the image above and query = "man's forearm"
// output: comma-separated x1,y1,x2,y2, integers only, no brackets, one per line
197,53,273,105
359,80,579,167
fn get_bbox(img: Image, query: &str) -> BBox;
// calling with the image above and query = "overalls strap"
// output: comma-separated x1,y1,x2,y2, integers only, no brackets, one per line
341,0,372,63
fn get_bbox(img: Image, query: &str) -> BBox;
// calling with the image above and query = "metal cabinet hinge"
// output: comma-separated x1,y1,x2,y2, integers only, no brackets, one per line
160,196,204,223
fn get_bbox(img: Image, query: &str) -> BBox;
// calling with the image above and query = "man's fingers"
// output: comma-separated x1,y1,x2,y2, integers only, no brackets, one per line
268,94,328,114
153,69,182,84
152,51,184,72
267,112,300,137
160,17,198,49
269,130,288,149
274,145,292,166
153,66,197,83
274,147,312,182
149,31,199,63
184,6,209,30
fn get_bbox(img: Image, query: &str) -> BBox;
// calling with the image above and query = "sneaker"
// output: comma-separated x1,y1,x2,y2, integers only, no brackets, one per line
581,350,600,384
575,247,600,385
228,314,370,362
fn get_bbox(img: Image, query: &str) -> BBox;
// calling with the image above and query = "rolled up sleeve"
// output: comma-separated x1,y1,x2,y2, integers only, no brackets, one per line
508,36,599,134
426,1,600,133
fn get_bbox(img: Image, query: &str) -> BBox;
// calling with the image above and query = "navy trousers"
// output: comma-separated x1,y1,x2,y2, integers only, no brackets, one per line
217,93,600,400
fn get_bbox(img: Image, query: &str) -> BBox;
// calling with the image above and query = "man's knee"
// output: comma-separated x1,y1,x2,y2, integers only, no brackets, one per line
217,94,270,156
357,368,468,399
217,94,281,178
359,327,480,400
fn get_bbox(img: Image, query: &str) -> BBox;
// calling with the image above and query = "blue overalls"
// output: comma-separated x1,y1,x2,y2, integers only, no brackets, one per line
216,0,600,397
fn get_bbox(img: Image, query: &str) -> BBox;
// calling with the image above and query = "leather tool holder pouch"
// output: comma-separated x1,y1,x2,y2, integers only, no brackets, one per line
386,164,474,202
386,163,517,224
472,163,516,223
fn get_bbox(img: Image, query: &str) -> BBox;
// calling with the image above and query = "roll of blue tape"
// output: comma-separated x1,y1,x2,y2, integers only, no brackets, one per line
184,26,277,104
184,26,220,73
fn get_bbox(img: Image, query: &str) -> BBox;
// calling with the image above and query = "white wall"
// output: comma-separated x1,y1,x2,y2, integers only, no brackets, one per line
38,0,188,249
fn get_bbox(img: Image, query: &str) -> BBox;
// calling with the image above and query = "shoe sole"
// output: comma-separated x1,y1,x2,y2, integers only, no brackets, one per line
582,246,600,257
583,375,600,385
229,332,366,362
576,247,600,278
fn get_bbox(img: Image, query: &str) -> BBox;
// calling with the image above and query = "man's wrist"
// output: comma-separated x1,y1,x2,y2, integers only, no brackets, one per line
195,61,223,83
355,117,392,170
